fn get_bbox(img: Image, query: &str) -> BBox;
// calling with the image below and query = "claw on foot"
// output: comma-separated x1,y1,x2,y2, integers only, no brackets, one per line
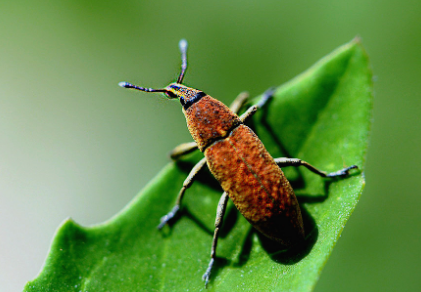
202,258,214,288
256,86,276,108
157,205,180,229
326,165,358,178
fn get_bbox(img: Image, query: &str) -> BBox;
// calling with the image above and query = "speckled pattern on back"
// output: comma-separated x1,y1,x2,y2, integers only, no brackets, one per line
183,95,241,151
205,124,304,246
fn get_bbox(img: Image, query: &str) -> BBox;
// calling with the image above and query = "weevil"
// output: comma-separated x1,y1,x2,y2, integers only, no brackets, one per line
119,39,358,286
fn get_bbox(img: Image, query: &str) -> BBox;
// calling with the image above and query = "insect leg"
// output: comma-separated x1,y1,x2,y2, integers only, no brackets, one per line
229,91,249,113
274,158,358,178
239,87,276,123
239,105,258,122
158,157,207,229
169,141,198,160
203,191,229,287
256,86,276,109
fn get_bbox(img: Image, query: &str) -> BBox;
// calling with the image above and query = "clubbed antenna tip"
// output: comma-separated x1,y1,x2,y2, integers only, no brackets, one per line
118,81,129,88
118,81,167,93
177,39,188,84
179,39,188,52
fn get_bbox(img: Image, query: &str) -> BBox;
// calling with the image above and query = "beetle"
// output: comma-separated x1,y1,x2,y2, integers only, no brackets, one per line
119,39,358,286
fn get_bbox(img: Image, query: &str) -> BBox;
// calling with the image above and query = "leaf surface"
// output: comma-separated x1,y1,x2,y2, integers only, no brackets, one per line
24,38,372,292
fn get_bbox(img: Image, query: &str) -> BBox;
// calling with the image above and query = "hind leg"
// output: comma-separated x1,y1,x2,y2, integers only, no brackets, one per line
202,192,229,287
274,157,358,178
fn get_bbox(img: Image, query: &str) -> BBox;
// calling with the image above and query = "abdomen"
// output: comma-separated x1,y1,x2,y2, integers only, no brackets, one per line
204,124,304,246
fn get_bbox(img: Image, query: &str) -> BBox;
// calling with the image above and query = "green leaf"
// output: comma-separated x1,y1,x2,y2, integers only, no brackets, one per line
24,38,372,292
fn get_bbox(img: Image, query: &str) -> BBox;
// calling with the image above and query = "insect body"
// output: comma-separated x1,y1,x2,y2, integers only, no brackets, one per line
119,39,358,287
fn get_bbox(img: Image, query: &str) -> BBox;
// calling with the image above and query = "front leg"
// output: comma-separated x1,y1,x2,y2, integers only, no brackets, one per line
229,91,249,113
239,87,276,123
169,141,199,160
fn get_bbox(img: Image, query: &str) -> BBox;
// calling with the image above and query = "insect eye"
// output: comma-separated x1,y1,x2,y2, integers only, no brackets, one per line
165,91,177,98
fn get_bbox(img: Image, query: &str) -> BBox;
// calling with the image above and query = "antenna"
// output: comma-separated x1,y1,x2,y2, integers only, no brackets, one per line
118,82,167,93
119,39,189,93
177,39,188,84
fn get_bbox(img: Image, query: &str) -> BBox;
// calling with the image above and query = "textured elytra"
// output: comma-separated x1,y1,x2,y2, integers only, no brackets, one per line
204,124,304,246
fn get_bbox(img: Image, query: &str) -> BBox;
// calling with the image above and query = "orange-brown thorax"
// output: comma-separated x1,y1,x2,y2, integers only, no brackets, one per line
165,83,242,151
182,94,242,151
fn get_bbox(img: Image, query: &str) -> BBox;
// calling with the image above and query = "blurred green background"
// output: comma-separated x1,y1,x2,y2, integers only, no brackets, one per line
1,0,420,291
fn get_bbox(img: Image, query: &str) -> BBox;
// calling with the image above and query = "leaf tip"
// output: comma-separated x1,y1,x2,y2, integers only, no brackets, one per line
352,35,362,44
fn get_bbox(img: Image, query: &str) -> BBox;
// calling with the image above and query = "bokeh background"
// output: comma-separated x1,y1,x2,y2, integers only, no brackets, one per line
1,1,420,291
